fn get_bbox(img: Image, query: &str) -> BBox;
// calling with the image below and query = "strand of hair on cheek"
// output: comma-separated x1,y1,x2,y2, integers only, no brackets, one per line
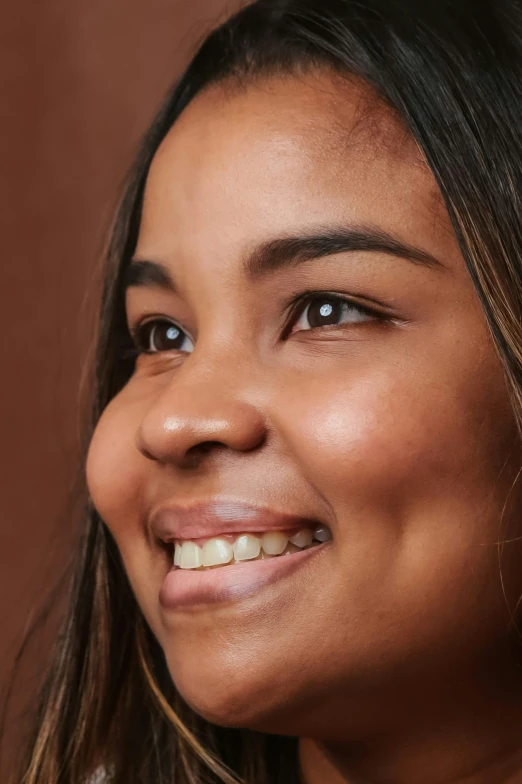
136,630,244,784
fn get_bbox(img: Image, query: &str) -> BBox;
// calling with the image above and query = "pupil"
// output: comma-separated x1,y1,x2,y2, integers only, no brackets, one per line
153,323,183,351
308,298,341,327
166,326,180,341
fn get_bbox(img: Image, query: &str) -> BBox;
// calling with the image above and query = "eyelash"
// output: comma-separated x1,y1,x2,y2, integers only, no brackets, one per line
126,292,382,357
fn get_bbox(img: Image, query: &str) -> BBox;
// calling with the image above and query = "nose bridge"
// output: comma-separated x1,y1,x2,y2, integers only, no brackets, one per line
135,345,267,465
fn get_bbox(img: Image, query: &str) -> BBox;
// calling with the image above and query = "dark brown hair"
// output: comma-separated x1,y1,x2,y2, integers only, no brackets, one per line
19,0,522,781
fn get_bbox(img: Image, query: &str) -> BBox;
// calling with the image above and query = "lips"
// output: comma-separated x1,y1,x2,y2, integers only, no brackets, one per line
150,497,324,543
151,498,333,608
159,540,331,608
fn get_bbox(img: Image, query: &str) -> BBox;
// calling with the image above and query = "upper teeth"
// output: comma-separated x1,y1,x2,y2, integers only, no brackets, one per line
173,525,331,570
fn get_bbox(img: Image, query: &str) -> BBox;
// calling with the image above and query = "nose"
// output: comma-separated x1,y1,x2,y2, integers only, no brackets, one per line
135,356,267,467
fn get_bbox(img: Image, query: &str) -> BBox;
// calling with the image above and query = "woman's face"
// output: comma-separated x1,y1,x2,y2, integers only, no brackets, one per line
86,72,522,738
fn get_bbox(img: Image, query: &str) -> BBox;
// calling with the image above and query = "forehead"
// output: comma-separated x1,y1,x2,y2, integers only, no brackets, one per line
137,71,453,277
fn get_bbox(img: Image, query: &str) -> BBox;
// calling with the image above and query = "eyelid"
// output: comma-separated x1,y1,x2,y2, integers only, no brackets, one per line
281,290,388,337
129,316,192,354
126,290,397,357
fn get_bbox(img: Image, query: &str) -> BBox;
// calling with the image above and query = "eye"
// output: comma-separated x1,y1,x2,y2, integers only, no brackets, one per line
288,293,376,335
130,319,195,354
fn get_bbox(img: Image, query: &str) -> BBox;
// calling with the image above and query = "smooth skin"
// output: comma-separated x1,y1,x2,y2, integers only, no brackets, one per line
86,71,522,783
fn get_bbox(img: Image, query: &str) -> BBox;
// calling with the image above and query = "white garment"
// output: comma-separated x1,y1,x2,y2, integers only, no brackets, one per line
86,766,110,783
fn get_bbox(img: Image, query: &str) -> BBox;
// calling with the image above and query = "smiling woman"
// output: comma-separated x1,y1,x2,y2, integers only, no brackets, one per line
19,1,522,784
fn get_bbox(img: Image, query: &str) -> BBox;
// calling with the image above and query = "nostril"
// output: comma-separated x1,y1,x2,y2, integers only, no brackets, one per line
184,440,227,467
193,440,226,454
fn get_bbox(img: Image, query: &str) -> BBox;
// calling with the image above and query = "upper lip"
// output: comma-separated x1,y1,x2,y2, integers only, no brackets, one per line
150,498,321,542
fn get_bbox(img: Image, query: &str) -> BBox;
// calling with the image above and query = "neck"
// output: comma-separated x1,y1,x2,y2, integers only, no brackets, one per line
298,659,522,784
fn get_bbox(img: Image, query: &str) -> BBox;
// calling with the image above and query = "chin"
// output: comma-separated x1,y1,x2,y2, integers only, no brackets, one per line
164,651,295,730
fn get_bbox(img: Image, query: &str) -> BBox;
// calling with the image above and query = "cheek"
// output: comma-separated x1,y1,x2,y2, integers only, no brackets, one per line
263,357,521,675
274,368,440,511
85,394,144,527
85,393,156,600
278,352,513,510
86,394,170,632
274,349,520,601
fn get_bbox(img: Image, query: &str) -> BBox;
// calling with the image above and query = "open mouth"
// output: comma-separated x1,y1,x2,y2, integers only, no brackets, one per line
173,524,332,571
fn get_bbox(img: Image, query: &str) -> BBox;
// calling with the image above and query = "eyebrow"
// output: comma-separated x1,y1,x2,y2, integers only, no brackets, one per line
124,224,444,293
124,258,175,291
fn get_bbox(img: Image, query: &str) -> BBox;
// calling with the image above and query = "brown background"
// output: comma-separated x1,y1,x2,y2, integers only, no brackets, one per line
0,0,230,777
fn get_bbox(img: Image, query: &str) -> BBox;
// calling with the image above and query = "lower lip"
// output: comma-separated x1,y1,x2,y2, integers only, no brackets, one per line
159,542,329,609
